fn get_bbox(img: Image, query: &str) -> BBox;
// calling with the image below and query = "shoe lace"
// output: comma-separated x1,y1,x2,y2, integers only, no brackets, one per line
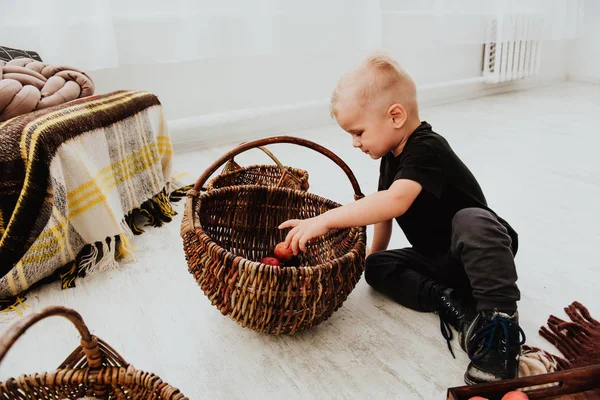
437,293,462,359
467,316,526,362
439,314,456,358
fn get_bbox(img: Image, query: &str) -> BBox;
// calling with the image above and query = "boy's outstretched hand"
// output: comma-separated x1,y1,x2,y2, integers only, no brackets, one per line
278,216,330,255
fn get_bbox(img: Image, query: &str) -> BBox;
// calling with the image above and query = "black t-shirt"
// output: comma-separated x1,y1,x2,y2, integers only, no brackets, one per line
378,121,517,256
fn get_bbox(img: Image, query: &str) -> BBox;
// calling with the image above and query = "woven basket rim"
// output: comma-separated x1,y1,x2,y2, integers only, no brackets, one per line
206,164,309,189
189,185,366,272
0,366,185,397
214,164,308,176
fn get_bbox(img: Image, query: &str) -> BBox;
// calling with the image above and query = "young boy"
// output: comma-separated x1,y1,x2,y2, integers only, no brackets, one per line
278,54,526,385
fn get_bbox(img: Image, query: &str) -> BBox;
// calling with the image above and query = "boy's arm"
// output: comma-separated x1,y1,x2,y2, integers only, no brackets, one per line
370,219,393,254
279,179,422,254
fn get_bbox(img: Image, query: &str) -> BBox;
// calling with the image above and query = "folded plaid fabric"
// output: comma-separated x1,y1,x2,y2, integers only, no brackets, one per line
0,90,188,314
0,46,43,63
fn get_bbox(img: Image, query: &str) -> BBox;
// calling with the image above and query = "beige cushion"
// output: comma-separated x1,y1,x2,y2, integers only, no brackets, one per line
0,58,95,121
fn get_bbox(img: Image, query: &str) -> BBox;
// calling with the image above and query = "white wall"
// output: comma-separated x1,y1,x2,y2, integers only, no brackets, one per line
88,15,570,150
89,45,485,122
568,0,600,83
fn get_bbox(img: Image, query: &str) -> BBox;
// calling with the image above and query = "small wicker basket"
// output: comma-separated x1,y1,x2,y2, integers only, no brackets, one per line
181,136,367,335
206,145,309,191
0,306,188,399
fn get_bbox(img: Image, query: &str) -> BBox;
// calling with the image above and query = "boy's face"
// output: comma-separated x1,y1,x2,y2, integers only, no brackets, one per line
335,95,401,160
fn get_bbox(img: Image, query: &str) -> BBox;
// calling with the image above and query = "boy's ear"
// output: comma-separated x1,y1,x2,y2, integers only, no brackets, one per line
388,103,407,128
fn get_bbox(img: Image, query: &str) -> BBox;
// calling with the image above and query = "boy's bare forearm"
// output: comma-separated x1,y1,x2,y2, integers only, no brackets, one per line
320,180,419,230
371,219,393,252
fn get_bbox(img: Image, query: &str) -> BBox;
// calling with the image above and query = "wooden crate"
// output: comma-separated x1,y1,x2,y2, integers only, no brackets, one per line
447,364,600,399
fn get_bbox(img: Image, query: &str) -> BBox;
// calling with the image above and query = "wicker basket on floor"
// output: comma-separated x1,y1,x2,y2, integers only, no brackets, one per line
206,145,309,191
181,136,367,335
0,306,188,399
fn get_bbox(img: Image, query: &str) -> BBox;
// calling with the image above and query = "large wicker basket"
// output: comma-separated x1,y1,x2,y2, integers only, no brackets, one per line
0,306,188,399
206,145,309,191
181,136,367,335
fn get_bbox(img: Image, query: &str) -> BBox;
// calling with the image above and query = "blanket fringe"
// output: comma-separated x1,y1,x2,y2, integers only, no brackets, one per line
539,301,600,370
125,187,181,234
169,184,193,202
59,260,79,289
519,301,600,377
79,237,120,277
117,220,136,262
0,295,30,322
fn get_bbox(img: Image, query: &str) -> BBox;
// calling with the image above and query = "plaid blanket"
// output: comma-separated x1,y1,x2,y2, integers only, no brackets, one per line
0,90,186,313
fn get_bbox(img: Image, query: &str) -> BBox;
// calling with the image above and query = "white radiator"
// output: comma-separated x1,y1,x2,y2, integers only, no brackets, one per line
483,14,543,83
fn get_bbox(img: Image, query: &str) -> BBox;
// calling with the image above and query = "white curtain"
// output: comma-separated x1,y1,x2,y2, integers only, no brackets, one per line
0,0,584,71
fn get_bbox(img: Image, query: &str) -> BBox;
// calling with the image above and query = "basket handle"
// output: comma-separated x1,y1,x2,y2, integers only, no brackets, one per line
0,306,103,369
227,145,287,172
223,145,304,189
193,136,364,199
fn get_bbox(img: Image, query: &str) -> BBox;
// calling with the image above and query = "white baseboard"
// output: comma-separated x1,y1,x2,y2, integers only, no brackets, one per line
169,98,330,152
567,74,600,84
169,76,565,152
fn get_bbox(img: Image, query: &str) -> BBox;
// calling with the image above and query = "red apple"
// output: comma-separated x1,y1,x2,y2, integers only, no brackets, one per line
260,257,280,266
274,242,294,263
501,392,529,400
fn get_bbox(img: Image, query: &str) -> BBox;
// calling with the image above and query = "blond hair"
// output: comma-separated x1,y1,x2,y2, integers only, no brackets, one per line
330,53,418,118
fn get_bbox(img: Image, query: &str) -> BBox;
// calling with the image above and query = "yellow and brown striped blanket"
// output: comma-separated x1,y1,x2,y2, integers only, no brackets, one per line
0,90,185,314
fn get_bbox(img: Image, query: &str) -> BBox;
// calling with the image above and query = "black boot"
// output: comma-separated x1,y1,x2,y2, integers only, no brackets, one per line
462,310,526,385
458,306,479,353
431,286,472,358
435,287,470,331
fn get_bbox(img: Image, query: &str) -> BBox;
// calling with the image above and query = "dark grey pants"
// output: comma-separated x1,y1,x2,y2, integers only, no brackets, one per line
364,208,520,313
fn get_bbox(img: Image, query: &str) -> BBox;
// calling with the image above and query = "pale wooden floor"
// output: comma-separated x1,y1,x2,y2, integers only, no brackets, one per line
1,81,599,399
